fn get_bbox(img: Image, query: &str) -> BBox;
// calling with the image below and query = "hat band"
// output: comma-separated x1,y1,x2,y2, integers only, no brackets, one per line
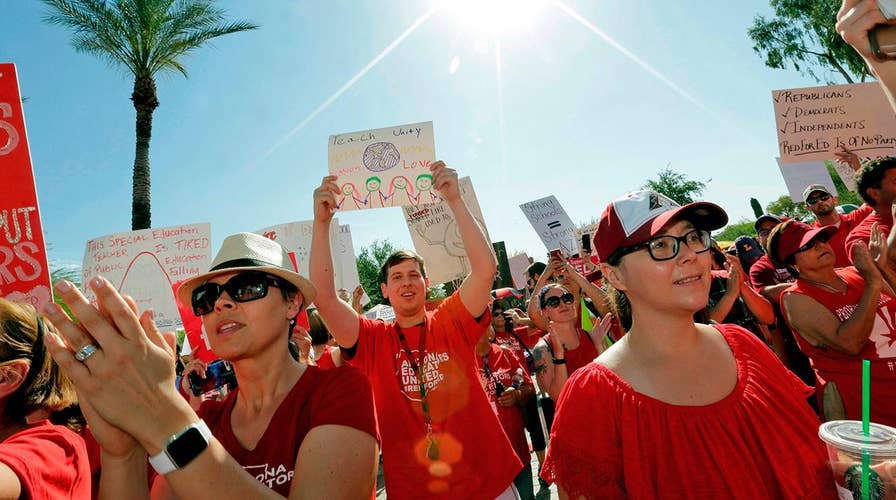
209,258,281,272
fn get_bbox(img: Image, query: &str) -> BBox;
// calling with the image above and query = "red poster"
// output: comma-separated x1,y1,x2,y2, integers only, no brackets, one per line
0,64,51,310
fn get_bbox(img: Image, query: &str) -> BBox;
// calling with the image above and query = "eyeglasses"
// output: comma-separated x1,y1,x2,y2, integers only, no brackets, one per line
491,310,505,317
543,292,575,308
795,234,831,254
191,271,284,316
616,229,712,262
806,193,832,205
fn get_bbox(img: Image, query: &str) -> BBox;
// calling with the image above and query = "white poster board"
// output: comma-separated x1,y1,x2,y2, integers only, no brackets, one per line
403,176,490,285
519,195,578,256
81,223,211,330
334,224,368,305
507,253,531,289
254,220,337,278
776,158,837,201
772,82,896,163
328,121,437,210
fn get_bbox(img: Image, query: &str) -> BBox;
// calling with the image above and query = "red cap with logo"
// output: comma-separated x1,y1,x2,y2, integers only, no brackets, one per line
593,190,728,263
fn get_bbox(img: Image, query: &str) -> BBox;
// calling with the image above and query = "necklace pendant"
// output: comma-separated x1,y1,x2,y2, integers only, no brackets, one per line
426,438,440,461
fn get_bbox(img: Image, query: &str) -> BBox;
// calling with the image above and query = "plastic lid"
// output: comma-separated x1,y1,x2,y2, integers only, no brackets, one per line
819,420,896,457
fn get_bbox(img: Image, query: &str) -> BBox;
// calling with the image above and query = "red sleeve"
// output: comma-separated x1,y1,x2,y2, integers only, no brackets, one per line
717,324,813,399
310,365,379,443
845,222,871,264
0,423,90,499
748,258,776,291
541,366,625,499
432,291,491,347
844,204,874,227
345,315,384,374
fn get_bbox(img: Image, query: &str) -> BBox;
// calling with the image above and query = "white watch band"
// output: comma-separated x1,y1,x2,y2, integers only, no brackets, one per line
148,420,212,475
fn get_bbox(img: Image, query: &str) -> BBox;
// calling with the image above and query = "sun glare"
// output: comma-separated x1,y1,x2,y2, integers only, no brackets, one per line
437,0,547,35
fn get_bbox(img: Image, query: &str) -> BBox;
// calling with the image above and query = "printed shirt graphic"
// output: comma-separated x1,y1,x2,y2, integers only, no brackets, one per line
350,292,521,500
182,365,377,497
783,266,896,427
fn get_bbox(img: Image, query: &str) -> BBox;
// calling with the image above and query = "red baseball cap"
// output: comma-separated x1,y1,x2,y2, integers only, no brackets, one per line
771,221,837,263
593,190,728,263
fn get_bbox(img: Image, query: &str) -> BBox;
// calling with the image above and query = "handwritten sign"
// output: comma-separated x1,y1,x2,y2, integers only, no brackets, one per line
81,223,211,329
254,220,336,279
403,176,491,285
519,195,578,256
328,121,437,210
0,64,52,311
772,82,896,163
775,157,836,201
334,224,368,306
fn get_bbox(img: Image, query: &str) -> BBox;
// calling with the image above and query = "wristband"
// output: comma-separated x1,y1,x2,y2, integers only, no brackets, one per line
552,358,567,365
149,420,212,475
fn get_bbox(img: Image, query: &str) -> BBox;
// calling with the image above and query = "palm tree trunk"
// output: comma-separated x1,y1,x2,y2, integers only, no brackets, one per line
131,75,159,230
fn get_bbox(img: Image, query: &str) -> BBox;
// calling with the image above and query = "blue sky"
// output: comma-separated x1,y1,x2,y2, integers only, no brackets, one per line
3,1,832,269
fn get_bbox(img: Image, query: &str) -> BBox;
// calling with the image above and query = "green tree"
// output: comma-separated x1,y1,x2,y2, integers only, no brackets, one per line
714,219,757,243
643,168,708,205
42,0,257,230
748,0,868,83
766,195,811,221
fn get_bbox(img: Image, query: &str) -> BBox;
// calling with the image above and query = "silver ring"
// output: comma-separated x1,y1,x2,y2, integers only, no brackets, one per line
74,343,99,362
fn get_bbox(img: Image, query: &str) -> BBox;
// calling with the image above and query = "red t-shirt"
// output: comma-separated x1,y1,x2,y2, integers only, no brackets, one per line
192,365,377,497
347,291,521,500
845,209,893,263
0,420,91,500
812,205,873,268
782,267,896,427
748,254,793,291
541,325,836,499
478,343,532,464
315,347,336,370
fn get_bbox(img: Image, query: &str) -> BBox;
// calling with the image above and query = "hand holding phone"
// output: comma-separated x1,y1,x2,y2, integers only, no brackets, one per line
188,359,237,397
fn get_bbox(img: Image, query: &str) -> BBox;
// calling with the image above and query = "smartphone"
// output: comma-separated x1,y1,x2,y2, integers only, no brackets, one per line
188,360,237,397
581,234,592,253
871,25,896,60
548,249,563,261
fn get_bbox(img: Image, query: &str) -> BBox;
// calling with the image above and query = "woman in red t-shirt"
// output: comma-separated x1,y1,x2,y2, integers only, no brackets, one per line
541,190,837,499
0,298,90,499
44,232,379,499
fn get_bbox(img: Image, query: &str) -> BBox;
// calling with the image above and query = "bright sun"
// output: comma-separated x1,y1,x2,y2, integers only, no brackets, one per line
436,0,548,35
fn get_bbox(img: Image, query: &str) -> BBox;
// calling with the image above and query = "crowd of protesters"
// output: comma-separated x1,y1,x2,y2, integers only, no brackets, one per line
4,1,896,498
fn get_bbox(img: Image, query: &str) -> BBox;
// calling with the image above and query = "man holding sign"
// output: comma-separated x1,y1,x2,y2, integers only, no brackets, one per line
310,161,522,499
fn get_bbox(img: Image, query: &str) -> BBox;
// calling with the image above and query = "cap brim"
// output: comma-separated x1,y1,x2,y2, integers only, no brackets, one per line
176,266,317,314
648,201,728,236
781,225,838,261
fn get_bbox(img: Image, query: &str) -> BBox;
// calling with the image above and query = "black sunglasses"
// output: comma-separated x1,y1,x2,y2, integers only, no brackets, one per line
543,292,575,308
191,271,284,316
806,193,832,205
795,234,831,254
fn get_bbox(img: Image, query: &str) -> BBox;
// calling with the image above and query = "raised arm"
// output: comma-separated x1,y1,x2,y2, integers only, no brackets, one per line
561,261,611,317
838,0,896,110
433,161,497,316
527,261,558,331
310,175,362,349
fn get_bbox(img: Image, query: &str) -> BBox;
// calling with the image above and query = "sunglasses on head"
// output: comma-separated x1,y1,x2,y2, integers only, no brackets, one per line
191,271,285,316
543,292,575,308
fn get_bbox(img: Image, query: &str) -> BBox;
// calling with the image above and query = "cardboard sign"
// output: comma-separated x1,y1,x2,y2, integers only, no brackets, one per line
776,158,837,201
519,195,578,256
772,82,896,163
328,121,437,210
334,224,368,306
254,220,337,279
0,64,52,310
403,176,491,285
507,253,531,289
81,223,211,330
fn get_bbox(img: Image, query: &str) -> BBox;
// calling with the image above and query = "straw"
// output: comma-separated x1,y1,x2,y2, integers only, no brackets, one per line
862,359,870,500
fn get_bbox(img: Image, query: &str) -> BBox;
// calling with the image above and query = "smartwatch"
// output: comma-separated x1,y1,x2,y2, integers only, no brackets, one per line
149,420,212,475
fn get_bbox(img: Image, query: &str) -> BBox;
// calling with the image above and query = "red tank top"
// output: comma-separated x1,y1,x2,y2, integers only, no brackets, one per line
545,327,600,374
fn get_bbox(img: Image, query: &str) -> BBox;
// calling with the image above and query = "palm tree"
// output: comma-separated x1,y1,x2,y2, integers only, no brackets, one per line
41,0,257,230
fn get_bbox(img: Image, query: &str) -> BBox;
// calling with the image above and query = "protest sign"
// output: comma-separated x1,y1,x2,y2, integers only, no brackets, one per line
519,195,578,256
772,82,896,163
328,121,437,210
507,253,530,289
832,162,858,192
81,223,211,330
0,64,52,310
334,224,368,305
403,176,490,284
254,220,336,279
776,158,836,201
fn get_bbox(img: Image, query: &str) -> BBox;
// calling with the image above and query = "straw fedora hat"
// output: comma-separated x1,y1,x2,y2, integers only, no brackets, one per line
176,232,316,311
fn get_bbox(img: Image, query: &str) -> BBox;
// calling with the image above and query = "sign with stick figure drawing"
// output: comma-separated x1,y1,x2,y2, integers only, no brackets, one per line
403,177,491,285
328,121,437,211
